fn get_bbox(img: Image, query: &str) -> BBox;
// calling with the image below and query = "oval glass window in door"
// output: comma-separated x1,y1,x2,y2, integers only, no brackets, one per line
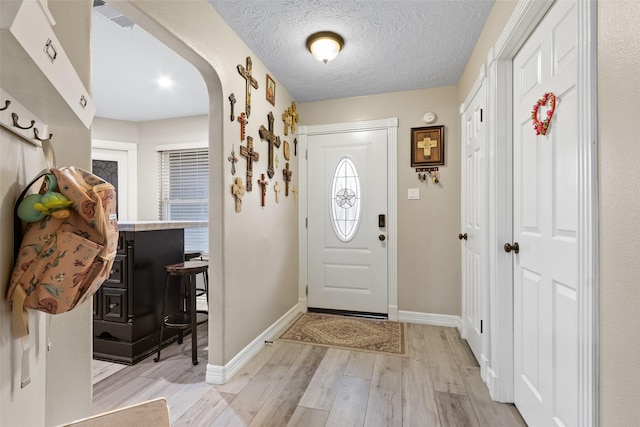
330,157,361,242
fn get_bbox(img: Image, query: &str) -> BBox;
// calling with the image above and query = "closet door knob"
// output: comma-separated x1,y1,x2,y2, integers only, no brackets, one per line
504,242,519,254
458,233,467,240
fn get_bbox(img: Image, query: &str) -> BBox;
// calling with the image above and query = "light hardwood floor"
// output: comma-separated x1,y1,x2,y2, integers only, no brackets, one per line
92,323,527,426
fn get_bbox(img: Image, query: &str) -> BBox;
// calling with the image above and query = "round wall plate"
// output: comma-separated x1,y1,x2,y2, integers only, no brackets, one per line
423,112,437,124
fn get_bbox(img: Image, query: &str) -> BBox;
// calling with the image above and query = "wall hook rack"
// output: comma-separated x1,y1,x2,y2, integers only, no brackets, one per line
1,91,53,147
416,167,440,184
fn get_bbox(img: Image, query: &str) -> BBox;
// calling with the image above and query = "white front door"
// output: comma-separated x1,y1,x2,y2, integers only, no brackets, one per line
461,75,487,365
307,128,388,314
512,1,578,426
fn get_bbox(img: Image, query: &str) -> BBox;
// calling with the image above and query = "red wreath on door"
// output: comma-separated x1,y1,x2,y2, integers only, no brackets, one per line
531,92,557,136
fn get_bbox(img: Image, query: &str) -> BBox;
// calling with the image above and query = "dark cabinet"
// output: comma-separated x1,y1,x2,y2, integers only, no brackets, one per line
93,228,184,364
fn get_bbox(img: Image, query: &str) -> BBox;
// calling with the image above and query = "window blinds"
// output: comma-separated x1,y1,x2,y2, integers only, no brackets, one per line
158,148,209,254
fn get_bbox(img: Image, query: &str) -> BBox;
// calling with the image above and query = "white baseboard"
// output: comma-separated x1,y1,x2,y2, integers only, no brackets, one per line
205,304,302,385
486,366,499,401
480,353,489,381
387,305,399,321
398,310,462,330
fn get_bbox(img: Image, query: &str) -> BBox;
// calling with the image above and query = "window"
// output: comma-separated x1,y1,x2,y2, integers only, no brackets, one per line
330,157,361,242
158,147,208,254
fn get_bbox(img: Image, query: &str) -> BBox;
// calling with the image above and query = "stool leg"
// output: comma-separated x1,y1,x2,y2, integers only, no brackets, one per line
189,274,198,365
177,276,185,345
154,272,171,363
204,270,209,310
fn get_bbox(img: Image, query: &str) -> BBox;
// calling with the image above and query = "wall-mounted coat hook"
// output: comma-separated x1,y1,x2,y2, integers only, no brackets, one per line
33,127,53,142
0,100,10,111
12,112,35,130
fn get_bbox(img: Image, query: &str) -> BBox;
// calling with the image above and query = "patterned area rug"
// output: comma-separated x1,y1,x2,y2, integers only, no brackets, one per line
279,313,407,356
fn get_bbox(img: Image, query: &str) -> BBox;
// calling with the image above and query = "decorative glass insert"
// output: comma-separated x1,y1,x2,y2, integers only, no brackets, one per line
330,157,361,242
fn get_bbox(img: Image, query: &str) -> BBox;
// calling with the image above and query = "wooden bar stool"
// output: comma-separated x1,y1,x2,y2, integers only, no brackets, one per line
154,260,208,365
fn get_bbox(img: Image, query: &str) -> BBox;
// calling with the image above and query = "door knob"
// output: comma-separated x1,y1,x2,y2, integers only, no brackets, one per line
458,233,467,240
504,242,519,254
379,234,386,241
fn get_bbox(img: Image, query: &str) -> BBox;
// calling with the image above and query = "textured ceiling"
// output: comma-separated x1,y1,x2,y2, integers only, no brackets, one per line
91,1,494,122
209,0,495,103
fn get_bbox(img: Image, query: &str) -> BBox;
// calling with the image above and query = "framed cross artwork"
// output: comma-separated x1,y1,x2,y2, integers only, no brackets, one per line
411,125,445,167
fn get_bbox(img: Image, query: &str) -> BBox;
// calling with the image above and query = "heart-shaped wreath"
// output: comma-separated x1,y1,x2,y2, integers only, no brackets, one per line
531,92,557,136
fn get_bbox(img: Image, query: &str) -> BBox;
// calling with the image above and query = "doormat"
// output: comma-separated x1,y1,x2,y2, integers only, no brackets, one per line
279,313,407,356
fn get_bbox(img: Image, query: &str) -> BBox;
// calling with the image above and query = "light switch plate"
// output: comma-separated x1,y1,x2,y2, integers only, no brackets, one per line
408,188,420,200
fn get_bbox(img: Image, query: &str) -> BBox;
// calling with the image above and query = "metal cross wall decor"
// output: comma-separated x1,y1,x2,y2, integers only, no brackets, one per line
228,93,236,121
228,145,238,175
257,173,268,207
237,57,259,118
259,112,281,179
282,162,292,196
240,136,259,191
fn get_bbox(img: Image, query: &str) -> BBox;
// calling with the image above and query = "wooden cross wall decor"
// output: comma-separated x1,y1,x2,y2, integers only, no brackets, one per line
259,112,281,178
228,93,236,121
240,136,259,192
258,173,268,207
289,101,299,134
282,162,292,196
237,112,248,141
281,101,299,136
273,181,280,203
283,140,290,160
231,177,245,212
237,57,259,118
282,110,292,136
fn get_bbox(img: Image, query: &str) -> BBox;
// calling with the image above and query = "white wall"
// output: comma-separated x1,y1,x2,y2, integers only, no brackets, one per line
0,1,94,426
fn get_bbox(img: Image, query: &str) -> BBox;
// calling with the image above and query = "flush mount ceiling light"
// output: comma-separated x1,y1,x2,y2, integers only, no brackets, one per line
156,76,173,89
306,31,344,64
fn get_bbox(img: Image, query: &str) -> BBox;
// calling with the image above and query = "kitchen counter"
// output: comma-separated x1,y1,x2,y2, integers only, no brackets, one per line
94,221,206,364
117,220,208,232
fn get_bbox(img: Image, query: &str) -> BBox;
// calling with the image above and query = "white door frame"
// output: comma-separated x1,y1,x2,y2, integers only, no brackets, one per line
487,0,598,425
91,139,138,221
298,118,399,320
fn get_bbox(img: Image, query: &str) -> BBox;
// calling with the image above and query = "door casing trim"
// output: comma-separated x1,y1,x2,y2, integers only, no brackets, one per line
298,118,399,320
